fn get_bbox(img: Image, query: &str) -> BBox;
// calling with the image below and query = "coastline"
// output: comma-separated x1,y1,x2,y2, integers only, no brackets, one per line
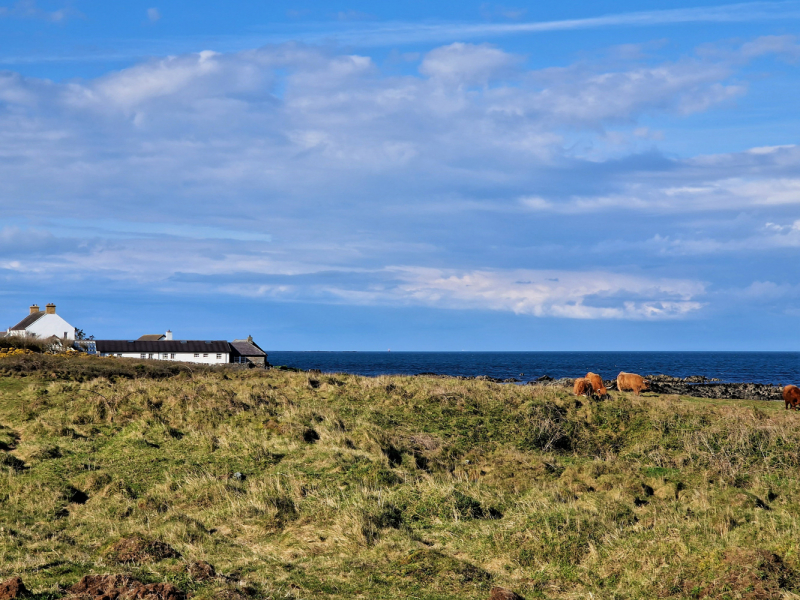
266,350,800,386
280,367,788,401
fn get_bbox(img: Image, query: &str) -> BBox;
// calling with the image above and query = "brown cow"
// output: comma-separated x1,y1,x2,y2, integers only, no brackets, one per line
573,377,595,398
784,385,800,410
617,372,650,395
585,372,609,397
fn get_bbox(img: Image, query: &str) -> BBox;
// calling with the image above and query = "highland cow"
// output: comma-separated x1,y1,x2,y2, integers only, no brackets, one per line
784,385,800,410
573,377,595,398
617,372,649,396
585,372,609,397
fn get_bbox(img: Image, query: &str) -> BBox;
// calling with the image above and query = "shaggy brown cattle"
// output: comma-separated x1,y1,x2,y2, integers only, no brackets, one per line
784,385,800,410
573,377,595,398
585,372,609,397
617,372,649,395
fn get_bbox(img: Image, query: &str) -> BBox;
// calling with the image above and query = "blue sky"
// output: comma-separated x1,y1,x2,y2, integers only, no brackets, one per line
1,0,799,350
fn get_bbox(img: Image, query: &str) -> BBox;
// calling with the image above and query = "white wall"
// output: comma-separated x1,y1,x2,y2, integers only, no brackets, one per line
99,351,229,365
15,313,76,340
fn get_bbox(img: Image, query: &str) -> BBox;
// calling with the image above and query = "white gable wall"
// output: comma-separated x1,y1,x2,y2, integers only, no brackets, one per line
23,314,76,340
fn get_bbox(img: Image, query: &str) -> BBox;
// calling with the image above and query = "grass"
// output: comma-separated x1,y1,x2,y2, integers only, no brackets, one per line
1,354,799,599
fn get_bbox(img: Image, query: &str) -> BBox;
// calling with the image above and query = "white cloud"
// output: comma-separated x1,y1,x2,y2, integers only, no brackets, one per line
382,267,705,319
741,280,800,299
519,60,743,124
740,35,800,61
88,50,226,109
419,43,521,87
519,145,800,214
591,218,800,257
147,8,161,23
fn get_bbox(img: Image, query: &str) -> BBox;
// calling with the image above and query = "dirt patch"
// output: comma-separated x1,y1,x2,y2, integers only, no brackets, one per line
670,548,798,599
713,549,796,599
489,586,523,600
187,561,217,581
0,577,29,600
105,537,180,563
67,575,184,600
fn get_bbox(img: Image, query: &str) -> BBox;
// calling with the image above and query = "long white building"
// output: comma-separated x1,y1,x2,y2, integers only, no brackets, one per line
94,339,231,364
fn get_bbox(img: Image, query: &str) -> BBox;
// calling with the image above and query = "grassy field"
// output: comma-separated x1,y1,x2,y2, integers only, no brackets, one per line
1,355,799,599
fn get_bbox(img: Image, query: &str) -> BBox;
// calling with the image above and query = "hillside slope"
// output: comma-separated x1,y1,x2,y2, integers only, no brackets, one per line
1,356,799,599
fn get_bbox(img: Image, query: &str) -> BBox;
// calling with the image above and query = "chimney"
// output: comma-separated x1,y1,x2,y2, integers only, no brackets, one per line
247,335,253,343
45,303,56,315
165,330,173,340
30,304,40,314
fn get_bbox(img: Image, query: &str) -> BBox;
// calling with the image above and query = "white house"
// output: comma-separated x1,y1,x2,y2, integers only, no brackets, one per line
5,304,76,340
94,339,230,364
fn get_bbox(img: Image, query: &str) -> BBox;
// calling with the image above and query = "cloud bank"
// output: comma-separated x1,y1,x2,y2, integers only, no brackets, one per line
0,36,798,322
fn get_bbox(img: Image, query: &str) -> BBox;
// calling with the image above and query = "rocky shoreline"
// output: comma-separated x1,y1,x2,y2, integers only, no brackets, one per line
413,372,786,401
641,375,784,401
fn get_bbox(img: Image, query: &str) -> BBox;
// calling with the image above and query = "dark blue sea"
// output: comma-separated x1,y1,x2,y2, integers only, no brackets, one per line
266,352,800,385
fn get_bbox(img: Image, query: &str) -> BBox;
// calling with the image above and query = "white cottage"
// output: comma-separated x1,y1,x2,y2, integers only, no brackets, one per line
5,304,76,340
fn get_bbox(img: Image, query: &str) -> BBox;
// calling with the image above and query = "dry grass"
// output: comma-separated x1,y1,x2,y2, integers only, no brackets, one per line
0,359,799,599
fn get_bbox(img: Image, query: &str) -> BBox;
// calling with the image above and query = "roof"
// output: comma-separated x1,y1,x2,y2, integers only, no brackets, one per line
137,334,166,341
95,340,231,353
230,341,266,357
9,311,46,331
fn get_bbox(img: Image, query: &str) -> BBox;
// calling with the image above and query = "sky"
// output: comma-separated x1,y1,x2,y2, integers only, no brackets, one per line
0,0,799,350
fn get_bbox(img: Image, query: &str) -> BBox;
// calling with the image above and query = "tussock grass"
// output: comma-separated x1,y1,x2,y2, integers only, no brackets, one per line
1,359,799,599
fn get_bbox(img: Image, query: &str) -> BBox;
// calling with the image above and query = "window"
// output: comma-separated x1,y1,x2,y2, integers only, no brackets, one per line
148,353,154,359
203,353,208,358
162,353,169,359
216,353,222,359
194,353,199,357
140,353,146,359
171,353,175,359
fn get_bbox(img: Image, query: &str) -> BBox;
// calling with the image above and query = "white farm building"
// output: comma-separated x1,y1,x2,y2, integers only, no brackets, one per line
4,304,76,341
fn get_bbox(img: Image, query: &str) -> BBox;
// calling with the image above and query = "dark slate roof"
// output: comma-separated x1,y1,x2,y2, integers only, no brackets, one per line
230,341,266,357
137,334,165,341
95,340,231,353
9,311,45,331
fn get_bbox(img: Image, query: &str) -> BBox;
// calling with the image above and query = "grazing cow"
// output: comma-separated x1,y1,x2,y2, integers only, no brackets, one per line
573,377,595,398
617,372,650,396
784,385,800,410
585,372,609,397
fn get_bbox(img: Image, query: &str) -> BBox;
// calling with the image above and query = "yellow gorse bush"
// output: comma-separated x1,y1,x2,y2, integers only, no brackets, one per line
0,347,117,359
0,347,37,359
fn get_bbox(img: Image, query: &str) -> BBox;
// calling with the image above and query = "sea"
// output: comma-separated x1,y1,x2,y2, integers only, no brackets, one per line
265,351,800,385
